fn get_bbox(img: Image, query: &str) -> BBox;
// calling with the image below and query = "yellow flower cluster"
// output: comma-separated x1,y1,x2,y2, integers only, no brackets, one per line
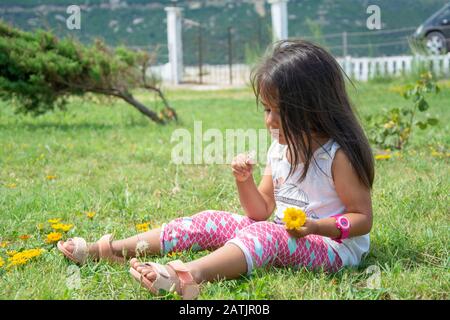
7,248,45,267
136,222,151,232
283,207,307,230
51,223,73,232
46,232,62,243
430,147,450,158
0,257,4,268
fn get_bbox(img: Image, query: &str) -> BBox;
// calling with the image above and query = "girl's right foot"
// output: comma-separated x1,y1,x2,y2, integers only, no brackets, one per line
57,234,126,265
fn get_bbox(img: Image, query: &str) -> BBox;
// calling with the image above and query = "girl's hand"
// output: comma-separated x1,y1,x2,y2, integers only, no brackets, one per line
285,219,319,238
232,153,255,182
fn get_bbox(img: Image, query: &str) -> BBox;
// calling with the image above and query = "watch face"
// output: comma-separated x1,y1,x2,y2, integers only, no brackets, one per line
338,217,350,229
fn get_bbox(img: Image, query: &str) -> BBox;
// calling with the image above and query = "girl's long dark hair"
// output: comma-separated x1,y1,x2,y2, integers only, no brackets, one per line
251,40,374,189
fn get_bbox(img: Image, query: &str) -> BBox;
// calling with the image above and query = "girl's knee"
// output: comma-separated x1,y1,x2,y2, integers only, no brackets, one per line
193,209,228,219
239,221,281,238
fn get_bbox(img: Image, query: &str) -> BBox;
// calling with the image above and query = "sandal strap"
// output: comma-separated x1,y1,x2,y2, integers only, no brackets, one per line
97,234,113,258
167,260,199,300
97,234,125,263
143,262,174,293
70,237,88,264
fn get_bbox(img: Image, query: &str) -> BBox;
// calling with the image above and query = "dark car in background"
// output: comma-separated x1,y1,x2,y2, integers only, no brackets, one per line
413,2,450,54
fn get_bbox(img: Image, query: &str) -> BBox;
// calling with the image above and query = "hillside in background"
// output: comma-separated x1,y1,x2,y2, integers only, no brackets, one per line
1,0,449,64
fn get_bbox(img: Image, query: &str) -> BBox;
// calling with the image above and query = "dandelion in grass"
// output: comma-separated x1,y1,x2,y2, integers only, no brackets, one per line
51,223,73,232
46,175,57,180
46,232,62,243
0,257,4,268
48,218,61,224
167,251,181,258
86,211,96,219
7,248,45,267
19,234,31,240
136,222,151,233
375,154,391,160
135,240,150,256
6,183,17,189
283,207,307,230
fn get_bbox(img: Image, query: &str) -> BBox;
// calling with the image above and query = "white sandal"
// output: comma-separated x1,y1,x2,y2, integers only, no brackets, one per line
129,258,200,300
57,234,125,265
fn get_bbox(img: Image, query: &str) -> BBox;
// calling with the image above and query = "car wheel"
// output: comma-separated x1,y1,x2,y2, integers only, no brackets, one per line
426,31,447,55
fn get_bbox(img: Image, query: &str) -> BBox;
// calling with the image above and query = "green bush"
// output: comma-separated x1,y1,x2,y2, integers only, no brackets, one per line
0,21,177,124
366,72,440,150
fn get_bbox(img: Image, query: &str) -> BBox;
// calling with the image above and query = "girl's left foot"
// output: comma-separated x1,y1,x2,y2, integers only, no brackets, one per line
129,258,200,300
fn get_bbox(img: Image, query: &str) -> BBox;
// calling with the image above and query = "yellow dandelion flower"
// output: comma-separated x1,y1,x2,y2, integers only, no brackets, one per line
283,207,307,230
167,251,181,258
19,234,31,240
51,223,73,232
0,257,4,268
48,218,61,224
431,151,444,157
7,248,45,267
136,222,151,233
383,121,395,129
46,175,57,180
0,241,9,248
86,211,96,219
6,183,17,189
375,154,391,160
46,232,62,243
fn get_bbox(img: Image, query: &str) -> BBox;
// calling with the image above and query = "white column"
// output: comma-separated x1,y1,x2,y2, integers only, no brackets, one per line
268,0,289,41
165,7,183,85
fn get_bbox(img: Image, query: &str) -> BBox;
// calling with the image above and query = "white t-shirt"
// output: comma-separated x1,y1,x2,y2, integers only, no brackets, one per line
266,139,370,266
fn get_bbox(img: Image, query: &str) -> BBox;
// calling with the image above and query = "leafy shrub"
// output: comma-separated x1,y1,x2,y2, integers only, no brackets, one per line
366,72,440,150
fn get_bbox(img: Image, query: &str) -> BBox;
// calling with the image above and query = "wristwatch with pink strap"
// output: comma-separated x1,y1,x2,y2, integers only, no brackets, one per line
332,214,350,243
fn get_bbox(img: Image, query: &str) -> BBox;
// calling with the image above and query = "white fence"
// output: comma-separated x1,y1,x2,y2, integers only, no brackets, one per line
337,54,450,81
150,54,450,85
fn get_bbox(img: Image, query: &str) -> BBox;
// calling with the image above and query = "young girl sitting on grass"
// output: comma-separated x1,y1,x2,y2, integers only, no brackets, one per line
58,40,374,300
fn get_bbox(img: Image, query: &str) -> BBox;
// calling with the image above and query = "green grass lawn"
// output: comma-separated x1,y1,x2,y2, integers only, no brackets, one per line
0,79,448,299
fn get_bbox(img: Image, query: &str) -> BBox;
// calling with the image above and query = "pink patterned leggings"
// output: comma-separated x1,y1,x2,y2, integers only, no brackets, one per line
160,210,342,275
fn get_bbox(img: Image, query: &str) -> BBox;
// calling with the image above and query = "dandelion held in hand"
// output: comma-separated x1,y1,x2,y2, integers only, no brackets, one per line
283,207,307,230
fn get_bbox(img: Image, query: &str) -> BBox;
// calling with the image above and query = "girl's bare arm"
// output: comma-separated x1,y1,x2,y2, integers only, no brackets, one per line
231,153,275,221
236,169,275,221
